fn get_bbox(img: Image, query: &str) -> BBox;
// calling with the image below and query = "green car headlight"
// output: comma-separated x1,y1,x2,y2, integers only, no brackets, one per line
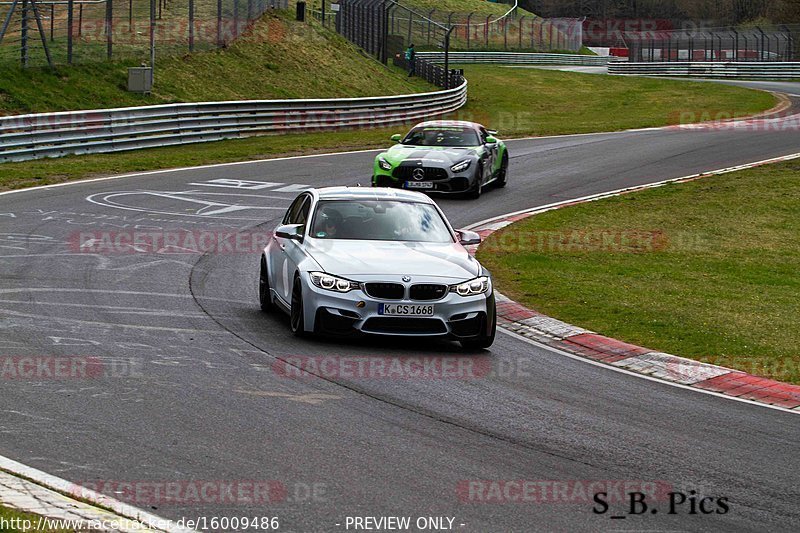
451,159,471,173
378,157,392,171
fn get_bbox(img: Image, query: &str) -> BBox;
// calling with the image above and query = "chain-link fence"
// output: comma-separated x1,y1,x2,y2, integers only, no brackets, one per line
333,0,466,89
624,25,797,62
312,3,582,52
0,0,287,68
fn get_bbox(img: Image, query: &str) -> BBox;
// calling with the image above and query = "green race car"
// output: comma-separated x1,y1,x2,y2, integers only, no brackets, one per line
372,121,509,199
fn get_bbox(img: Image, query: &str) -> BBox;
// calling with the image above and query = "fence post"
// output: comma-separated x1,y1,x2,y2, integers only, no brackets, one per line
49,4,53,41
466,12,473,49
149,0,155,68
427,9,433,45
485,15,489,47
106,0,113,59
189,0,194,52
518,16,524,49
21,0,28,67
67,0,73,63
78,4,82,37
217,0,222,47
129,0,132,32
406,6,412,46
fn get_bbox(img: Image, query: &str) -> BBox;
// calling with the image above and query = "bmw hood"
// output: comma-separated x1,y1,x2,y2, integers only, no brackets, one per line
304,239,482,282
384,145,477,167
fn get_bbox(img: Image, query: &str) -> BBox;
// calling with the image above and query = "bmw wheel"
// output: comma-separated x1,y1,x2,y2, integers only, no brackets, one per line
290,277,306,337
259,257,273,313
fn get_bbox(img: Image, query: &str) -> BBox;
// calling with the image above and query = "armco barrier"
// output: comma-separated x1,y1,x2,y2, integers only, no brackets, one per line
0,81,467,163
608,61,800,80
418,52,610,66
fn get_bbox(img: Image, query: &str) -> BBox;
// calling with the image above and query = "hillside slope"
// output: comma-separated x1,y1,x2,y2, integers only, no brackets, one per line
405,0,534,16
0,10,432,115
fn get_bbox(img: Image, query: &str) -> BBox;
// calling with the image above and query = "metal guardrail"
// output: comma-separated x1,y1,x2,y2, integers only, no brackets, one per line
418,51,610,66
0,82,468,163
609,61,800,79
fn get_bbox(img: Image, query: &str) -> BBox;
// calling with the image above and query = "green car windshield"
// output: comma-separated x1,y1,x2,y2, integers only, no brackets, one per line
402,127,480,147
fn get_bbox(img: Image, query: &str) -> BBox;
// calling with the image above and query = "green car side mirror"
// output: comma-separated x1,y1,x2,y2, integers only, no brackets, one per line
485,136,498,144
390,134,403,142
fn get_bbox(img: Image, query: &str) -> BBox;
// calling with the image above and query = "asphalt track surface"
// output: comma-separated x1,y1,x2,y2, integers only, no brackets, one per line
1,80,799,532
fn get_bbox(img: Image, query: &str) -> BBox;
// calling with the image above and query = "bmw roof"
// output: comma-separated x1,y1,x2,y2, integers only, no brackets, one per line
312,186,436,203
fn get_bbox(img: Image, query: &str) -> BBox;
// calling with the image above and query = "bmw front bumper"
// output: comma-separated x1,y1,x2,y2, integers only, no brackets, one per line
301,273,495,340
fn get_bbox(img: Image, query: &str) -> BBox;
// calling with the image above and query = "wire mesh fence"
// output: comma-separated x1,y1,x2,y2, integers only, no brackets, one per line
0,0,287,68
623,25,797,62
311,4,582,52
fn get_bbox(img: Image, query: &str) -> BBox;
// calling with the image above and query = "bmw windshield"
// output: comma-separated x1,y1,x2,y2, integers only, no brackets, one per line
401,127,480,147
310,200,454,243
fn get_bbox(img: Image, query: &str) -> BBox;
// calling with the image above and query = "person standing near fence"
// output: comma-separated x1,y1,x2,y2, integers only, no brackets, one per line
405,44,416,77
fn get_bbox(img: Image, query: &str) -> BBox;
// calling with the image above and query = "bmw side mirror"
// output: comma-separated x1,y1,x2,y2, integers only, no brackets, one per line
457,230,481,246
390,134,403,142
484,136,498,144
275,224,304,241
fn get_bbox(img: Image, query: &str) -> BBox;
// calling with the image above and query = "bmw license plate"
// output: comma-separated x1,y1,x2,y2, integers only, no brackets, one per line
405,181,434,189
379,304,434,317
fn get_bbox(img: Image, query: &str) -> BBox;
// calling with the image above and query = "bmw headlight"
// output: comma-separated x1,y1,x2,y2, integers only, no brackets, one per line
450,159,471,173
310,272,360,293
450,276,490,296
378,157,392,171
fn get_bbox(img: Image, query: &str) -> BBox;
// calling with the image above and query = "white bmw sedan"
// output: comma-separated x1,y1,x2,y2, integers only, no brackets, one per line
259,187,496,349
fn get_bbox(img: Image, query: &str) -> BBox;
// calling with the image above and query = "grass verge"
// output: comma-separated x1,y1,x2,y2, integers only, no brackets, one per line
0,504,70,532
477,160,800,384
455,65,776,137
0,12,431,115
0,67,776,191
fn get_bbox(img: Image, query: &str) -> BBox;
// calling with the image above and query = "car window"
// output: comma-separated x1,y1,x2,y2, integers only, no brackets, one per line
283,196,304,224
296,197,311,233
284,194,310,225
402,127,480,147
310,200,453,243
